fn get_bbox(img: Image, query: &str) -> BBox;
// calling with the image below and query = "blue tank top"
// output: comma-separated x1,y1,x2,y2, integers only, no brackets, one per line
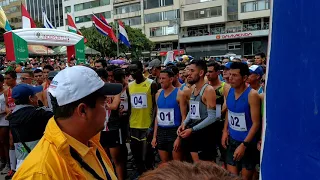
157,88,182,128
226,87,253,142
180,83,186,90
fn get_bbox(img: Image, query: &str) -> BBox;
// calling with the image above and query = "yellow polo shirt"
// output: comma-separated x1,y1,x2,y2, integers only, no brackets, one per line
13,117,117,180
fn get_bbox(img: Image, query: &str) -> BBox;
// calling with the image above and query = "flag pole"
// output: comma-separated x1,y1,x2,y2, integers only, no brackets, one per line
116,20,119,57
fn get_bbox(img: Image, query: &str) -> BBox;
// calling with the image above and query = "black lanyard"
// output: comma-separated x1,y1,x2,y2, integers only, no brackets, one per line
70,146,112,180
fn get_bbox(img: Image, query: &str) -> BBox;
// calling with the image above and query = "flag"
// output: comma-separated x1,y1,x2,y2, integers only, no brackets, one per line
0,6,11,31
21,3,36,28
118,20,130,48
42,7,54,29
92,13,118,43
99,14,118,43
67,14,87,43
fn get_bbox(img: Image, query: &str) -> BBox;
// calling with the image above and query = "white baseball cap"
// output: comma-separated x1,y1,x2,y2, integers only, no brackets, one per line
48,66,122,106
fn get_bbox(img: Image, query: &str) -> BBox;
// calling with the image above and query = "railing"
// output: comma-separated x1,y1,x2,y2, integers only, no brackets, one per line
182,22,269,38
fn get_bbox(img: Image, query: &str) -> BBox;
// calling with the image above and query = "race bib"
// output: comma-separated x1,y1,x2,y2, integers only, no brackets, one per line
216,104,222,118
120,99,128,111
228,110,247,131
131,93,147,109
157,108,175,126
190,101,201,120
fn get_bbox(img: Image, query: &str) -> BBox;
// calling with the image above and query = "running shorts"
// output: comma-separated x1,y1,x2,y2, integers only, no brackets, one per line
156,127,178,152
100,128,126,148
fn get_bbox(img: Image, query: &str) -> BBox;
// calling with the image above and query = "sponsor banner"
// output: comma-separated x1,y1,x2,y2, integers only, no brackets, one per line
159,49,185,57
75,38,85,64
13,32,28,63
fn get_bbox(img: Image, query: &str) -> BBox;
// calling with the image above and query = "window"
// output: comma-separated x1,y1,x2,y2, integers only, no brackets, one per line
103,11,111,19
115,3,140,14
74,0,110,12
75,11,111,23
243,41,262,55
184,6,222,21
120,16,141,26
144,0,173,10
144,9,179,23
65,6,71,13
228,42,241,50
150,25,178,37
241,0,270,13
185,0,213,5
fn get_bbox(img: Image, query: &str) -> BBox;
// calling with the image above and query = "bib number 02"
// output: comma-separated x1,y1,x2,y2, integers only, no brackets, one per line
228,110,247,131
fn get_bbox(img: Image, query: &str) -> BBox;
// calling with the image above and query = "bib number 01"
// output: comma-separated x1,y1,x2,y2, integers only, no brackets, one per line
157,108,174,126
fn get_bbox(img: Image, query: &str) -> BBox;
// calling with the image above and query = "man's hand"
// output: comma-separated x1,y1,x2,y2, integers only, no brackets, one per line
177,123,186,135
151,137,157,148
257,140,262,151
233,143,246,161
221,131,229,149
180,128,192,138
173,138,181,152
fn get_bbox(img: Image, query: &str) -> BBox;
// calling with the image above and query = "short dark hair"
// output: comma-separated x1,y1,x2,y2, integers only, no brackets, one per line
50,91,102,119
95,59,107,68
23,70,34,77
0,74,4,82
106,65,117,72
5,70,17,79
167,65,179,75
189,60,207,75
43,65,54,71
34,69,43,73
15,97,30,105
230,62,250,77
113,68,125,82
95,68,108,80
160,68,175,77
131,61,143,72
207,62,221,72
255,52,266,59
176,62,186,69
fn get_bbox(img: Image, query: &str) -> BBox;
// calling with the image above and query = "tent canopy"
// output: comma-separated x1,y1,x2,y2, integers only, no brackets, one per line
54,46,101,55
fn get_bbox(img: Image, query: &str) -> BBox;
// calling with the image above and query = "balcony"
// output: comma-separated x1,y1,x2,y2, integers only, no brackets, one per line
114,0,138,4
180,22,269,43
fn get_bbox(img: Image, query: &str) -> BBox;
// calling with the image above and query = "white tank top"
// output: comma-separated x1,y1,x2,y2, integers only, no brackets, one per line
47,90,52,109
0,93,8,126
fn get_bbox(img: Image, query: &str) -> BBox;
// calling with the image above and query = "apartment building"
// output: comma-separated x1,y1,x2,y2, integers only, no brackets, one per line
62,0,113,29
179,0,270,58
1,0,24,29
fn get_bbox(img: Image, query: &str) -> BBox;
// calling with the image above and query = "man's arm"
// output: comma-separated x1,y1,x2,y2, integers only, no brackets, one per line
221,83,231,115
243,90,261,143
178,89,188,122
191,86,217,132
106,94,121,110
150,82,158,128
152,91,160,140
4,88,10,114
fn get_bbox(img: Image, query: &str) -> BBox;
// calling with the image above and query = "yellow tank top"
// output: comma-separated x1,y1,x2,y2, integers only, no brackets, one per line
129,78,153,129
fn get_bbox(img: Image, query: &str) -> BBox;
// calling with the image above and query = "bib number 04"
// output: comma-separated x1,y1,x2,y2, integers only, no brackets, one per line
131,94,147,109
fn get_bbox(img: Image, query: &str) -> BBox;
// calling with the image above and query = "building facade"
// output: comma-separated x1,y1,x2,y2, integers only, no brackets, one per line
1,0,24,29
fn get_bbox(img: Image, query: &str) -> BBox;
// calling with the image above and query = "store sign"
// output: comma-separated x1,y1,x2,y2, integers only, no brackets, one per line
35,31,70,42
216,32,253,40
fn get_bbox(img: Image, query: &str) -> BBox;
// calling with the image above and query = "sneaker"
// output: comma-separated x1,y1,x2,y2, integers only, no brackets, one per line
1,165,10,175
5,170,15,180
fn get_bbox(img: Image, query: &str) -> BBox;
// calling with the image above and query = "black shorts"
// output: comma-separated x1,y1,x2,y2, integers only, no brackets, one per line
100,129,126,148
181,122,217,161
226,136,260,171
156,126,178,152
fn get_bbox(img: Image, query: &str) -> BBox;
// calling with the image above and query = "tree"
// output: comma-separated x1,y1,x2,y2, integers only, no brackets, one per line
81,23,154,59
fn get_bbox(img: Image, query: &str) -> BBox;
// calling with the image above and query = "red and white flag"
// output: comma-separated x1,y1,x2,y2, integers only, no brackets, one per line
21,3,36,28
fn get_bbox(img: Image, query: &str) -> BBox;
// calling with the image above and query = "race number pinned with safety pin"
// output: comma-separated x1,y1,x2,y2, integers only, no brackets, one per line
131,93,147,109
228,110,247,131
157,108,175,126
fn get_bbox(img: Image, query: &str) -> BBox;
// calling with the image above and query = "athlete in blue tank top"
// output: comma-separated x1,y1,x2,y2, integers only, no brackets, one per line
152,69,188,162
222,62,261,179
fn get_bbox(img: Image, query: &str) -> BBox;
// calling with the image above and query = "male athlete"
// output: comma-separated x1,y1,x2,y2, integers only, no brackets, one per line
221,62,261,180
128,61,158,175
177,60,217,162
247,65,264,94
151,69,187,163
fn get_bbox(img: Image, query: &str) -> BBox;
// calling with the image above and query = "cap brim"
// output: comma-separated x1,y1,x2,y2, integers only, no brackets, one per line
32,86,43,95
97,83,123,96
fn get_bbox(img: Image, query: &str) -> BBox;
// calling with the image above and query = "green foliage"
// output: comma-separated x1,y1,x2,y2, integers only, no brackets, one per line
34,21,44,28
80,23,154,59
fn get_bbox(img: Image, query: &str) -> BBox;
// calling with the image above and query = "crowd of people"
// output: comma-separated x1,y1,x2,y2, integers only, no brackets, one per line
0,52,266,180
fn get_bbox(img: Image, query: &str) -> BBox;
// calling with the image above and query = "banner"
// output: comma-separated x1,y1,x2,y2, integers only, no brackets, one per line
75,38,85,64
13,32,28,63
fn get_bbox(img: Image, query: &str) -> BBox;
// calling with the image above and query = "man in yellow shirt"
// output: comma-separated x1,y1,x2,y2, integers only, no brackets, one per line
13,66,122,180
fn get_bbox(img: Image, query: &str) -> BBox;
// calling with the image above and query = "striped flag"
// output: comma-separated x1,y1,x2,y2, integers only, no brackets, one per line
42,8,54,29
118,20,130,48
21,3,36,28
92,13,118,43
0,6,12,31
67,14,87,43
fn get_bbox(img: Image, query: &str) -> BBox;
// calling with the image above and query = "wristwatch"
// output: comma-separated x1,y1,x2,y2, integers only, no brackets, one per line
242,141,250,147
